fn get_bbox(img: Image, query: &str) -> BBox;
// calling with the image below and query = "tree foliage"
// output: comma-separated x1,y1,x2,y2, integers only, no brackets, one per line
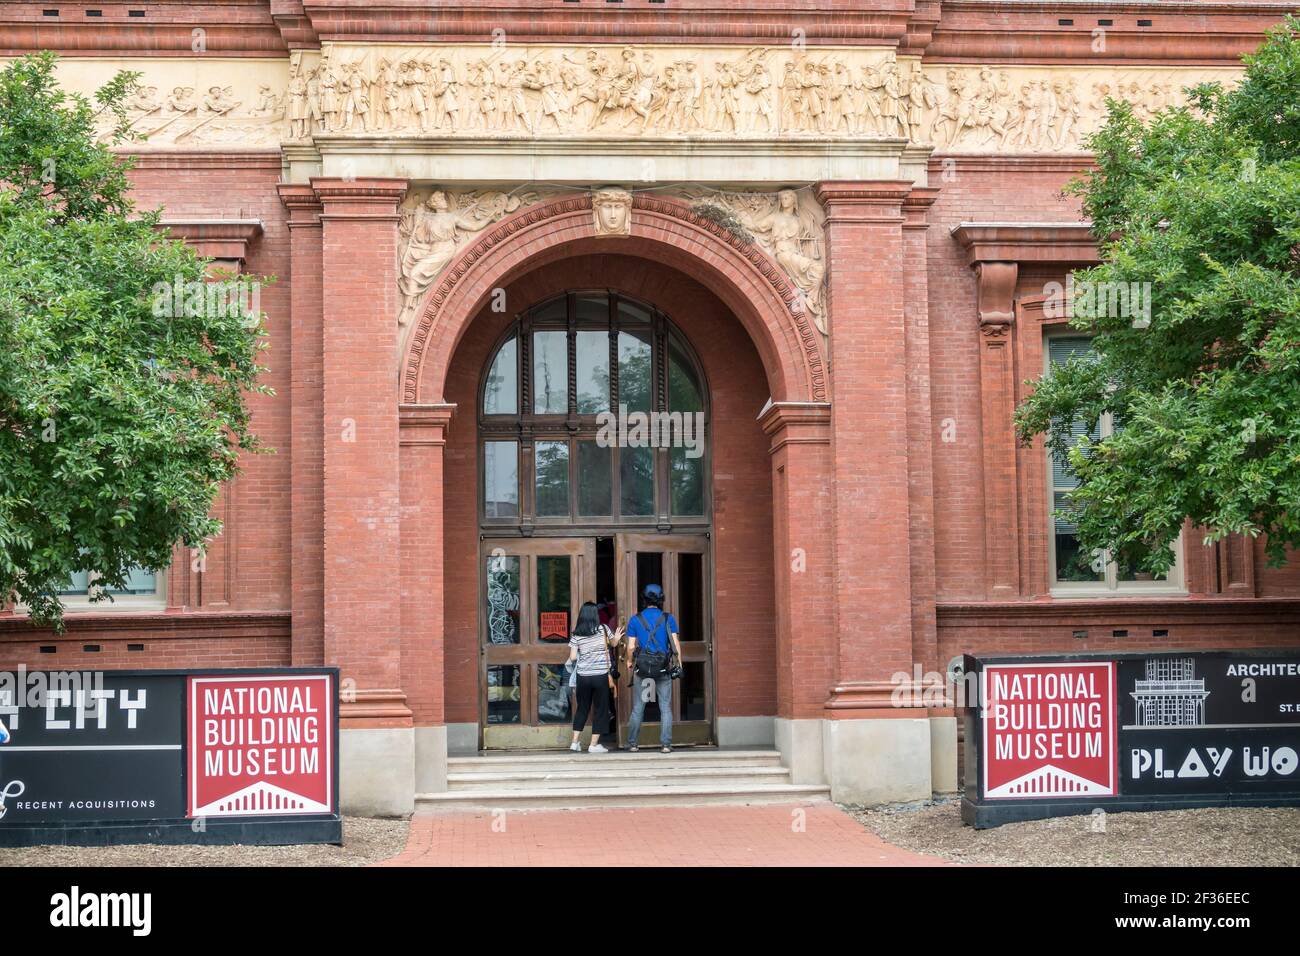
1015,17,1300,575
0,52,269,630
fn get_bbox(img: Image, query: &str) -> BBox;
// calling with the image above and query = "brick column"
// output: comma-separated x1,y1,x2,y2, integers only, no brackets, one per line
277,184,325,666
313,177,411,814
760,402,834,783
814,180,935,803
400,403,454,792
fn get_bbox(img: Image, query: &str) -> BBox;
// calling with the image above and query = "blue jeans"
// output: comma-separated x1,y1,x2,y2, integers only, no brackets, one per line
627,675,672,747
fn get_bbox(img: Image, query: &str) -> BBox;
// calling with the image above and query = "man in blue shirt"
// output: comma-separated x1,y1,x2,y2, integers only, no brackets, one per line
624,583,681,753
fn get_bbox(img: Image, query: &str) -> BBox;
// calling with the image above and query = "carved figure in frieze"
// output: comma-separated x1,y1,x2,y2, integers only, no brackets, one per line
202,86,239,115
397,190,534,325
124,84,161,114
501,61,534,134
287,63,310,139
251,84,283,117
879,58,905,138
317,52,342,133
467,59,498,130
1053,79,1080,150
825,62,852,134
432,58,460,130
401,58,430,131
341,62,370,131
779,63,800,132
369,58,395,132
798,61,824,133
305,66,321,133
740,57,774,133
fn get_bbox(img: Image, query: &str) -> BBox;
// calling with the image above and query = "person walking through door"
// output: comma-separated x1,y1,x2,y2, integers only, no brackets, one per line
625,583,682,753
567,601,623,753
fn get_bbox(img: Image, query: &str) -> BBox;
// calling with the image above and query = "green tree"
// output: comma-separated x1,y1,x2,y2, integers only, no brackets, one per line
0,52,269,630
1015,17,1300,576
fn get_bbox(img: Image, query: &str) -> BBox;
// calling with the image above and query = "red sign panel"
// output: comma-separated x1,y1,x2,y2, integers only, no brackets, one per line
539,611,569,641
981,662,1116,799
187,674,334,817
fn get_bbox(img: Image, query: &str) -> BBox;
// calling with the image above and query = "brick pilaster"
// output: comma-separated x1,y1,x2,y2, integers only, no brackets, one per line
399,403,455,730
816,180,923,712
277,183,325,667
313,176,410,726
759,402,834,721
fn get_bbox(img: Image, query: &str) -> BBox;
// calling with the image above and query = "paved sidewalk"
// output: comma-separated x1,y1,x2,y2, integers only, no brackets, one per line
380,802,951,867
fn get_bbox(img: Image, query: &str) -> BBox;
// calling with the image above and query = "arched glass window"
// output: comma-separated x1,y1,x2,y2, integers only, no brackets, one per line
479,291,709,528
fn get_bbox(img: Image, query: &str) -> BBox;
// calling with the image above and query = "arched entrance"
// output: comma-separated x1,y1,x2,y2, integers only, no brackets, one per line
398,191,833,764
475,290,713,748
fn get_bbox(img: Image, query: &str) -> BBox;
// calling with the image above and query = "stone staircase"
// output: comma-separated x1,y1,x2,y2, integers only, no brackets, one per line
416,748,829,811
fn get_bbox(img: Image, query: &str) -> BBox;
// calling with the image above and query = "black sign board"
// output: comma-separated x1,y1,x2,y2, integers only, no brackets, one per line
962,649,1300,828
0,667,340,846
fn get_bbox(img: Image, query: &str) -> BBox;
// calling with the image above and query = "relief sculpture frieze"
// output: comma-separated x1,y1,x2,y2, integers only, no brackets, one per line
23,46,1240,154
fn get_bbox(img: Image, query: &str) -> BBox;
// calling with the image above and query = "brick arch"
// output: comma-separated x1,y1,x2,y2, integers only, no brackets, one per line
401,193,826,405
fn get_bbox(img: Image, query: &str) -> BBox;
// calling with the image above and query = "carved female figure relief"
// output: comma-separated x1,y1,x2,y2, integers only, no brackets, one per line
396,190,531,326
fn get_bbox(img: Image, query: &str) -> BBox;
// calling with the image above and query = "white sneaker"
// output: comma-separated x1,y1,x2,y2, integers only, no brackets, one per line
588,743,609,753
569,741,582,752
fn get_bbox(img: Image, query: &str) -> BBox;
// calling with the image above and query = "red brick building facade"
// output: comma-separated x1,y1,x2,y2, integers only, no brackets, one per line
3,1,1298,813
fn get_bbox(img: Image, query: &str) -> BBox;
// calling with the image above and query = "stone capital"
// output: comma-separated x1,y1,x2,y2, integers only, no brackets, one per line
311,177,408,220
398,403,457,446
815,180,914,224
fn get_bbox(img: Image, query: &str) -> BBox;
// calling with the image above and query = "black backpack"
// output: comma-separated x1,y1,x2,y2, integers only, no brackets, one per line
633,612,672,680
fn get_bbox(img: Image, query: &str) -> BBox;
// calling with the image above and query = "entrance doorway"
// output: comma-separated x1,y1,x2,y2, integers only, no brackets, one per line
479,534,713,749
474,290,713,750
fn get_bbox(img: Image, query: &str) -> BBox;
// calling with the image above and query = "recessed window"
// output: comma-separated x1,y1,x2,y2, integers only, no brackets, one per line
1046,335,1183,594
479,291,708,527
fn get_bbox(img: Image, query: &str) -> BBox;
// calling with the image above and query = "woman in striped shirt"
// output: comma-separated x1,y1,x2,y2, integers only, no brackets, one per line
567,601,624,753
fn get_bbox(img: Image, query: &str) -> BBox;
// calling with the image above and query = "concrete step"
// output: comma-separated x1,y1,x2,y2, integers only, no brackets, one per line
416,782,831,811
447,749,782,776
447,764,793,790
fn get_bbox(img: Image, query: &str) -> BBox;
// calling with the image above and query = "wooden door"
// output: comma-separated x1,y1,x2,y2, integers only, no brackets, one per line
614,533,713,747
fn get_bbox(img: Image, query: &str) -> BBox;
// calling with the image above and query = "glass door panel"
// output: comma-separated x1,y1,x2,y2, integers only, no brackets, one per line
480,538,595,749
614,533,713,747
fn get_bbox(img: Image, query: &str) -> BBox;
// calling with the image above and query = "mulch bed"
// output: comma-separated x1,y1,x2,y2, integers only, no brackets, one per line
846,798,1300,866
0,816,409,867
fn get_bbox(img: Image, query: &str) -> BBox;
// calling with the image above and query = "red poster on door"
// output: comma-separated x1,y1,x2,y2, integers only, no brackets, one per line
539,611,569,640
981,661,1116,799
187,673,334,817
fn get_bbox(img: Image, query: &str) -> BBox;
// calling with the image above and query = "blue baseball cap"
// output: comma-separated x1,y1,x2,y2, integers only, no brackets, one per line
642,583,664,600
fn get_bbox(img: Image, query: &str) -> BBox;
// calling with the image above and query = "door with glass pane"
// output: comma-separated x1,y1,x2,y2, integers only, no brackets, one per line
615,533,713,747
480,538,596,749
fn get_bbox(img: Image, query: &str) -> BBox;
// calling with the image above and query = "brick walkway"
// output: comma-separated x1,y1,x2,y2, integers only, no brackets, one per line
379,802,951,867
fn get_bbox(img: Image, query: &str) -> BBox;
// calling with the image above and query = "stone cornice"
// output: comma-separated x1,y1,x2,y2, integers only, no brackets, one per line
157,218,264,261
296,1,919,47
951,220,1100,266
928,0,1294,66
